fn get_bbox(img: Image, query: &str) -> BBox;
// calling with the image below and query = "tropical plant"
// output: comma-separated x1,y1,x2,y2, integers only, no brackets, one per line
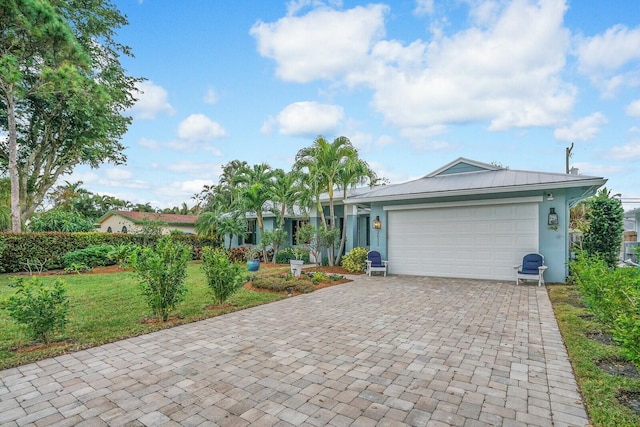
62,245,115,269
583,188,624,267
3,277,70,344
335,158,377,264
233,163,276,259
28,209,95,232
131,237,191,321
260,228,288,263
200,247,246,305
295,136,359,265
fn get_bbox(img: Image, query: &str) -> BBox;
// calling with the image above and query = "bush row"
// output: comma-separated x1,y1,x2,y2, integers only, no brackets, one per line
570,252,640,364
0,232,221,273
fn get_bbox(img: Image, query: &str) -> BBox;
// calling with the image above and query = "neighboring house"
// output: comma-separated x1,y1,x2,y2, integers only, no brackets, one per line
228,158,607,283
95,210,198,235
625,208,640,234
623,208,640,262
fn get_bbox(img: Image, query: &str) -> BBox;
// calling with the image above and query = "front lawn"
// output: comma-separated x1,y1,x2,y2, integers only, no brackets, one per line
0,262,287,370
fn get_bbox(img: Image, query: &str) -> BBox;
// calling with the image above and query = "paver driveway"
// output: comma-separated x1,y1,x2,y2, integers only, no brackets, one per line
0,275,589,427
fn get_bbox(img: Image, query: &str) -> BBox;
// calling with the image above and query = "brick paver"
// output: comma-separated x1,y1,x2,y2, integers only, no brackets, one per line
0,275,589,426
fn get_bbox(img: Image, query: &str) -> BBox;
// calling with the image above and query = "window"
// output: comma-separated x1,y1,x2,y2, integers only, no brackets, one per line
122,226,127,234
292,220,308,245
107,226,112,233
365,216,370,246
238,219,257,245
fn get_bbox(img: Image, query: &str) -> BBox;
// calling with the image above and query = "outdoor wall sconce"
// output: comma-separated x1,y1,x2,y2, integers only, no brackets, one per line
548,208,558,226
372,215,382,230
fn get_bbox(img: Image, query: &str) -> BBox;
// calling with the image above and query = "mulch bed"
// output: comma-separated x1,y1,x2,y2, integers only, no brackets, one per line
596,356,640,379
586,330,615,346
617,391,640,416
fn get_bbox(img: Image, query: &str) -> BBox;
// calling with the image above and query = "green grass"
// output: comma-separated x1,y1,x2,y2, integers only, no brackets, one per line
548,284,640,426
0,262,283,370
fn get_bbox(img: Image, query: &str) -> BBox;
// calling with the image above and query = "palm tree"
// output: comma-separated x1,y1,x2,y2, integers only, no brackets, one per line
295,136,358,265
335,157,378,264
233,163,275,258
270,168,306,229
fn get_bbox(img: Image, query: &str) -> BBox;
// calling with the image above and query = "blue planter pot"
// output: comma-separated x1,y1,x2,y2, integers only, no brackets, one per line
247,259,260,272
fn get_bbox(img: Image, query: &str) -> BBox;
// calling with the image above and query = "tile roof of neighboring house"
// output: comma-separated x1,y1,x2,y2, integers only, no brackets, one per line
98,210,198,225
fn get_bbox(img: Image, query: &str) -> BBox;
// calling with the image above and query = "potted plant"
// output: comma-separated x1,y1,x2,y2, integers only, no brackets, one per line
289,247,306,277
245,247,261,272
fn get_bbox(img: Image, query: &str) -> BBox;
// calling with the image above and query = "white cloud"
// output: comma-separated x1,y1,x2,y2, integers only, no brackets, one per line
274,101,344,136
286,0,342,16
553,112,608,142
627,100,640,118
251,4,388,83
129,81,175,120
572,162,623,176
177,114,227,141
165,161,223,176
138,138,159,149
576,25,640,73
204,87,219,104
576,24,640,96
104,168,133,181
253,1,575,133
369,0,574,130
413,0,434,16
608,141,640,160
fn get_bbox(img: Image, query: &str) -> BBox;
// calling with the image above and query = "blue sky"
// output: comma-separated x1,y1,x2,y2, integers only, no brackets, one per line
69,0,640,211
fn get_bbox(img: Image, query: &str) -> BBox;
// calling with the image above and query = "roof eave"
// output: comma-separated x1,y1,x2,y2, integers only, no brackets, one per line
343,178,607,204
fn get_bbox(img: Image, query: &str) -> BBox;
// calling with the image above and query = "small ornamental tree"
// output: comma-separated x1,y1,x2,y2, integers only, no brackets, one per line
201,247,246,305
4,277,69,344
131,237,191,321
583,188,624,267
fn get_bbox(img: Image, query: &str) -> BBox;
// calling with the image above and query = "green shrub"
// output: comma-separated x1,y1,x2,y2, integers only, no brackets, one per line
0,232,220,273
107,243,139,269
3,278,70,343
28,209,95,232
276,247,310,264
251,269,314,293
62,245,115,268
201,247,246,305
571,252,640,364
131,237,191,321
342,247,368,272
583,189,624,267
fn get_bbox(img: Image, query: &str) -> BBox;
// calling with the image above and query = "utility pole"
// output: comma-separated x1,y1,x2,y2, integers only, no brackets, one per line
566,142,574,174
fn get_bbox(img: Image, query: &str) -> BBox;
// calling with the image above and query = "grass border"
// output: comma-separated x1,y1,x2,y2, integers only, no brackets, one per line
548,283,640,426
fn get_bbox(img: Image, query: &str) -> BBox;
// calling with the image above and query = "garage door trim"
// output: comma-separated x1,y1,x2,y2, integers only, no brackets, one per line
383,195,543,211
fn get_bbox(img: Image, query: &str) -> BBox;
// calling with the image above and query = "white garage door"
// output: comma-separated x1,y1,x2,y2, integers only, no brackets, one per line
387,202,539,281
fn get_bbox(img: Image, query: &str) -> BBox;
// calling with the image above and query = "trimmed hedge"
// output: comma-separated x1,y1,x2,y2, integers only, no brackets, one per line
0,232,221,273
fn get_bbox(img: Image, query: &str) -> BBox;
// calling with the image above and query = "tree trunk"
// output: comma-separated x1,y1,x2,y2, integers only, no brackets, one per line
7,92,22,232
335,191,349,265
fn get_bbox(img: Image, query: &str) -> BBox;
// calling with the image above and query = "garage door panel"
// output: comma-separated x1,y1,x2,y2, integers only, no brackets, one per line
388,203,538,281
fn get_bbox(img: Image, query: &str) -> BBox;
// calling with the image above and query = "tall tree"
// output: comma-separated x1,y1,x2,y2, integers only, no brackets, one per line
295,136,358,265
0,0,139,230
335,157,377,264
270,168,305,229
583,188,624,267
232,163,275,259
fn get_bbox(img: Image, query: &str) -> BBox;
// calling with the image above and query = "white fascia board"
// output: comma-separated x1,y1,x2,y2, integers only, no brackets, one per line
383,196,543,211
344,178,607,205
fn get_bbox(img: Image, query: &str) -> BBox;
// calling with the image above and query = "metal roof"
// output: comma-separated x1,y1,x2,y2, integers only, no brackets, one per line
344,160,606,204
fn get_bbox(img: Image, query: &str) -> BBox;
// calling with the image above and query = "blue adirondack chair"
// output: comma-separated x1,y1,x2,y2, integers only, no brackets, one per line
366,251,388,276
514,253,547,286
